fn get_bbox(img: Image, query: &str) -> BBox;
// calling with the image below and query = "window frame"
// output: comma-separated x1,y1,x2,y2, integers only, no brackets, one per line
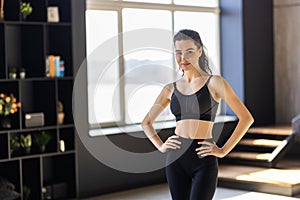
86,0,221,129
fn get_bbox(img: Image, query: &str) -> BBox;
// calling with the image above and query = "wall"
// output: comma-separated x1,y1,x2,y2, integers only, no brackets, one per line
220,0,275,125
243,0,275,126
274,0,300,124
220,0,244,114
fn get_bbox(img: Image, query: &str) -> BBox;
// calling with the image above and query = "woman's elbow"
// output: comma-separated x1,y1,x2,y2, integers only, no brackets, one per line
246,113,254,126
141,117,153,128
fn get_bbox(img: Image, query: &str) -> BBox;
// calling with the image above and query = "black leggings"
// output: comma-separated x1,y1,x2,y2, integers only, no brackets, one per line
166,135,218,200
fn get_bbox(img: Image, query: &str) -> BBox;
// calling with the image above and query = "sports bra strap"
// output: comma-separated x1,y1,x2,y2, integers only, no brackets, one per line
206,75,213,84
173,81,176,89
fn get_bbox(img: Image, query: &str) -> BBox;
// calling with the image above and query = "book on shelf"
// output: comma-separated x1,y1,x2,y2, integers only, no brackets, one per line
45,55,65,78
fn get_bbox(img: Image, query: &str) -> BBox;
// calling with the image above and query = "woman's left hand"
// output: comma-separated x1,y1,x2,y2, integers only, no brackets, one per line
196,141,225,158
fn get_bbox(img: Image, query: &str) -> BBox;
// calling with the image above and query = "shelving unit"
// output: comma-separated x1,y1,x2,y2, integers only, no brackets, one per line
0,0,77,199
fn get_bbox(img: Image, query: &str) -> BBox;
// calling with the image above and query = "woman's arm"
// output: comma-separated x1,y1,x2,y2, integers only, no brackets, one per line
216,76,254,156
197,76,254,157
141,83,181,153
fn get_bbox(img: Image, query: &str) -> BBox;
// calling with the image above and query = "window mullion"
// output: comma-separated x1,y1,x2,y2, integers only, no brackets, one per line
118,8,126,127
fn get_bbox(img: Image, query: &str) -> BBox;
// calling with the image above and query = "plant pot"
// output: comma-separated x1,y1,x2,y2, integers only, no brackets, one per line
9,73,17,79
11,148,21,157
23,147,31,155
1,115,12,129
20,72,26,79
22,14,28,21
39,145,46,153
58,113,65,125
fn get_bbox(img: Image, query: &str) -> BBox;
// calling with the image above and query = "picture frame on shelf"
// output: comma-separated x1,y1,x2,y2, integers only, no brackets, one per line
47,6,59,22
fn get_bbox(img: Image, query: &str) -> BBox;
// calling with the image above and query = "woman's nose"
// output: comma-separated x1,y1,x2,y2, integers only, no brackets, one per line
180,53,187,60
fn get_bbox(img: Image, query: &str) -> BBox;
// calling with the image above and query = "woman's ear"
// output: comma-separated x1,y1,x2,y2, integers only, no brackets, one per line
198,47,203,57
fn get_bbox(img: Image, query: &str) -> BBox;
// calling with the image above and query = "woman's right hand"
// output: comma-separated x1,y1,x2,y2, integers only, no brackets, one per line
158,135,181,153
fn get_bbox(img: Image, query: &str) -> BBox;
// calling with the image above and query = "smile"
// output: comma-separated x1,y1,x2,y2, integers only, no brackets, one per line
181,62,191,66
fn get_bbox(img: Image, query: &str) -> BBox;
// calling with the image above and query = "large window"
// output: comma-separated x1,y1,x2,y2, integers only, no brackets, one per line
86,0,220,128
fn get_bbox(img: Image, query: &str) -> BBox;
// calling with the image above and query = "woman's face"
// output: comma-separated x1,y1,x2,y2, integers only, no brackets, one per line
174,39,202,72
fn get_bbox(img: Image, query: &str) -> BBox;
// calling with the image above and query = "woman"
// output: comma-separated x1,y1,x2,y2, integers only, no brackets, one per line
141,29,254,200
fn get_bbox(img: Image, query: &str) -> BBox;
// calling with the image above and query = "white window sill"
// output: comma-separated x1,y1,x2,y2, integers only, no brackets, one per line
89,115,237,137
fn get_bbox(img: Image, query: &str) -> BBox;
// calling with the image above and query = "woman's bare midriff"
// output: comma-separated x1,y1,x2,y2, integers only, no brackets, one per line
174,119,214,139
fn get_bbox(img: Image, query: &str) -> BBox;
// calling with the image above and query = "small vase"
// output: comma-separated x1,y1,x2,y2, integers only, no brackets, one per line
22,14,28,21
0,10,4,21
20,72,26,79
58,113,65,125
39,145,46,153
1,116,12,129
23,147,31,155
9,73,17,79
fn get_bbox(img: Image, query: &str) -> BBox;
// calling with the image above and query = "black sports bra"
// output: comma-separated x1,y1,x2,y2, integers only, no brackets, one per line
170,75,219,122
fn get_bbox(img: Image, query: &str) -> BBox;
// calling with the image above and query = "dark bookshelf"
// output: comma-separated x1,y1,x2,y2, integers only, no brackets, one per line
0,0,77,199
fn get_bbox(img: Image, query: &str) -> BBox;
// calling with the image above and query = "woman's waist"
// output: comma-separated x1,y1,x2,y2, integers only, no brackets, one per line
175,119,213,139
171,134,214,152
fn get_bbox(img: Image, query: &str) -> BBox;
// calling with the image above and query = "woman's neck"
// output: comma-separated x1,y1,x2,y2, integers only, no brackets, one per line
183,69,206,83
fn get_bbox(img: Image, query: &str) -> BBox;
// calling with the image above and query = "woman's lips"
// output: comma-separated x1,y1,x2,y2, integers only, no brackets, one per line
181,62,191,66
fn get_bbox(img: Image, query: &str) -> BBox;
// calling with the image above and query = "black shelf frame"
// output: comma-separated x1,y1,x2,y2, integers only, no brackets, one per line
0,0,77,199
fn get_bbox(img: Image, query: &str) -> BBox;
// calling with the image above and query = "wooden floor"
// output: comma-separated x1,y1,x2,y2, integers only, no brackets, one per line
83,157,300,200
218,156,300,196
83,183,300,200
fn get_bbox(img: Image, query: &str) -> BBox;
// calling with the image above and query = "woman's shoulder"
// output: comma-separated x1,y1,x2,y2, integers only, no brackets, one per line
162,82,175,94
167,78,183,88
208,75,234,99
208,74,224,86
206,75,226,98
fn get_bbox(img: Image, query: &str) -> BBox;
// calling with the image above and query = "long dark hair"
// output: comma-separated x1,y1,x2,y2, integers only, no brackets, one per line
173,29,212,74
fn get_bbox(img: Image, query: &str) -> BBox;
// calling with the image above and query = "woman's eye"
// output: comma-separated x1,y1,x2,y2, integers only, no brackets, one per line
187,51,194,55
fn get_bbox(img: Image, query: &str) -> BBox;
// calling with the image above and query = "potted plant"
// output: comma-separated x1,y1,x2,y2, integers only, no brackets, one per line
19,68,26,79
20,134,32,154
10,134,20,156
0,93,21,129
20,2,32,20
33,131,52,153
57,101,64,125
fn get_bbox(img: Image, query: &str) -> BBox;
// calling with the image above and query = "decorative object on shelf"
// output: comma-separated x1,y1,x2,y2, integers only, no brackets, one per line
0,176,21,200
25,112,44,128
0,0,4,20
43,182,68,199
10,134,20,156
57,101,64,125
0,93,21,129
23,185,31,200
33,131,52,153
0,9,3,21
0,115,12,129
60,60,65,77
20,1,32,21
20,134,32,154
9,67,17,79
46,55,65,77
59,140,65,152
19,68,26,79
47,6,59,22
